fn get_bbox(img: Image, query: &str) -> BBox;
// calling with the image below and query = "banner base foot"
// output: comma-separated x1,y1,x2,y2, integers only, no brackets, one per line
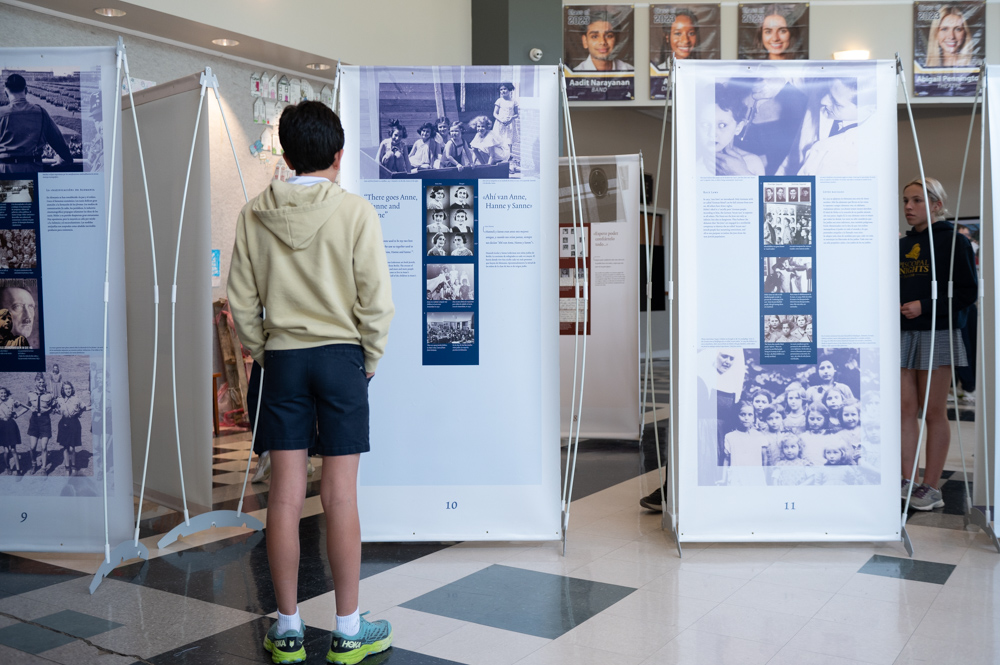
901,525,914,558
560,510,568,556
89,541,149,594
964,507,1000,553
156,510,263,549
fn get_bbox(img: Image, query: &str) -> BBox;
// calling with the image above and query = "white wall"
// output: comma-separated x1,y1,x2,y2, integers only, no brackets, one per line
123,0,473,66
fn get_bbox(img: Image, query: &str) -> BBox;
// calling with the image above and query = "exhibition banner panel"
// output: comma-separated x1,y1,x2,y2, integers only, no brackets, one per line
563,5,636,101
648,4,721,100
913,1,985,98
0,46,133,551
675,60,900,541
558,155,641,439
988,65,1000,519
341,66,561,541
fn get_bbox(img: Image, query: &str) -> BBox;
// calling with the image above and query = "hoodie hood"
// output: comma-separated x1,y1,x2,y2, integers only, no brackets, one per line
905,220,953,237
251,180,345,250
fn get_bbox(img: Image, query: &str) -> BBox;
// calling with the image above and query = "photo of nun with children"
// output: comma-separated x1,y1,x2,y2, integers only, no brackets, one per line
698,70,875,178
698,347,881,487
374,81,521,178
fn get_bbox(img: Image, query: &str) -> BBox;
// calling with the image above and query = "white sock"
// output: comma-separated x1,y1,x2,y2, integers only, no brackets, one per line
336,608,360,636
276,607,300,634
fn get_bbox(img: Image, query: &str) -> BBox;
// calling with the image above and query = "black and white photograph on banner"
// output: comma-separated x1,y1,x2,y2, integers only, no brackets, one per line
0,179,33,203
426,312,475,344
0,66,103,174
763,203,812,245
737,3,809,61
426,209,451,234
449,185,474,208
649,4,721,100
699,74,875,176
449,232,474,257
558,161,621,224
0,356,93,487
764,314,812,342
913,1,985,97
559,267,586,287
450,209,473,233
428,231,475,257
426,185,449,210
426,264,475,301
696,347,879,486
0,230,37,270
0,278,39,350
763,257,812,293
559,225,589,258
564,5,635,101
372,83,520,179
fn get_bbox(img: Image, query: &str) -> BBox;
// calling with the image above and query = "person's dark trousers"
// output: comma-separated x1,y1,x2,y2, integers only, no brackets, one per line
956,305,977,393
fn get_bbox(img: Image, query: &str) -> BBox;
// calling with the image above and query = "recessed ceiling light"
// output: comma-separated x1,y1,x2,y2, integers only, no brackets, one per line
212,38,239,47
306,63,332,71
94,8,126,17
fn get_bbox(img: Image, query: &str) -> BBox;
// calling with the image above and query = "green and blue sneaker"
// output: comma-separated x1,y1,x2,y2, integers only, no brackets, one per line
326,612,392,664
263,619,306,664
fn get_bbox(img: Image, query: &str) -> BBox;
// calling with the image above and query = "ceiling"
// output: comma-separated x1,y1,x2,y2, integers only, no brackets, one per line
5,0,339,81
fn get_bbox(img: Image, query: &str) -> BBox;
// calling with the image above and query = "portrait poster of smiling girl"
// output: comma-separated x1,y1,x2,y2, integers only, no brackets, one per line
913,1,985,97
737,3,809,61
649,4,721,100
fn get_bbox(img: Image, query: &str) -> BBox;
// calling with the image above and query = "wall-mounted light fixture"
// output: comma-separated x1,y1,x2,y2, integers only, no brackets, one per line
306,63,332,70
212,38,240,47
94,8,126,17
832,50,870,60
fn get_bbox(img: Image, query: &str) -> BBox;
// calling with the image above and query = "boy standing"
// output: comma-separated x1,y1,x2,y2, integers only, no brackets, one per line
228,101,394,664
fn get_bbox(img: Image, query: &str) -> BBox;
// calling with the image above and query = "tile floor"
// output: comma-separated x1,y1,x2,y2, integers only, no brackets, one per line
1,373,998,664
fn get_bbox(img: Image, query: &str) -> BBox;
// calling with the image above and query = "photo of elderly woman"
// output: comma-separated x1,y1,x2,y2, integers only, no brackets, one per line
737,3,809,61
913,2,985,97
649,4,721,100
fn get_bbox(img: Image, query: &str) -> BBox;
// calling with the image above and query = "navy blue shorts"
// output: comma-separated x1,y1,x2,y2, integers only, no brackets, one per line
257,344,370,456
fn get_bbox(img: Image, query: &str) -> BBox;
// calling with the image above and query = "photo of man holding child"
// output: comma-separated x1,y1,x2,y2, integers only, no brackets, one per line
697,347,880,487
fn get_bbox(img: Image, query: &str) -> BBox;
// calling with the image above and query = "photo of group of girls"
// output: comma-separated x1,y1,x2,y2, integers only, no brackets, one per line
763,314,812,343
426,264,474,302
763,257,812,293
0,230,37,271
701,75,873,178
0,357,92,479
698,348,880,486
426,312,475,345
763,204,811,246
375,82,519,178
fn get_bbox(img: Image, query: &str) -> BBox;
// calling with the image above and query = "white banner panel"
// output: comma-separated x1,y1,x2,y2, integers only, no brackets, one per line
675,60,900,541
558,154,641,439
0,46,134,551
988,64,1000,521
341,66,561,541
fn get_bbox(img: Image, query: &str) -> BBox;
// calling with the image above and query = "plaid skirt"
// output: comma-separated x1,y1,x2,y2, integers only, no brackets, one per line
900,329,968,370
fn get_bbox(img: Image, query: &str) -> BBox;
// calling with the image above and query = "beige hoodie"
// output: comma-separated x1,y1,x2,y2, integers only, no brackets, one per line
228,180,393,373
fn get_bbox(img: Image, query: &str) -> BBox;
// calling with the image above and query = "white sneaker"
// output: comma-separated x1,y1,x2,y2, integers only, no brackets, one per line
251,451,271,483
910,483,945,511
307,458,316,476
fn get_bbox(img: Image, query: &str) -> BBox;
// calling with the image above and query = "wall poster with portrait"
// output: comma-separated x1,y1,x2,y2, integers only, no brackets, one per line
913,1,985,97
339,66,561,542
674,59,901,542
0,46,134,553
737,3,809,61
649,4,721,100
563,5,635,101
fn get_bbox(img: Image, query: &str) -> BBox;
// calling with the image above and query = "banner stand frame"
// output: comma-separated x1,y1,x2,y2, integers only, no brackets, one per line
155,66,263,550
949,70,999,553
645,57,680,557
558,63,591,556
